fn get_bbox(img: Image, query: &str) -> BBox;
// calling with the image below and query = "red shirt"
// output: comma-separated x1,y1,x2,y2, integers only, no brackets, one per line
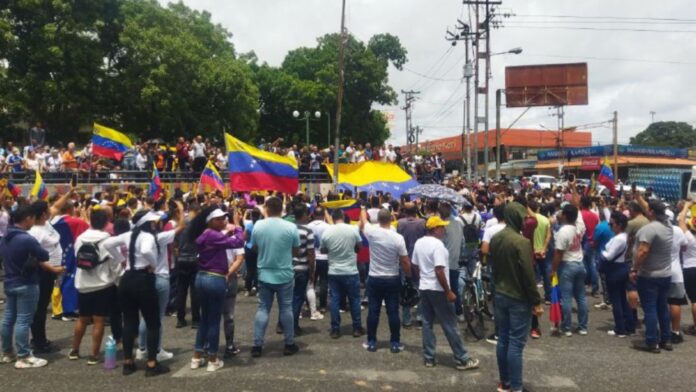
580,209,599,243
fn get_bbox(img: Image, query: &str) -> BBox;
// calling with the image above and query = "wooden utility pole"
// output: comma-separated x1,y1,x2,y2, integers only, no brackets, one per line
333,0,347,190
613,111,618,178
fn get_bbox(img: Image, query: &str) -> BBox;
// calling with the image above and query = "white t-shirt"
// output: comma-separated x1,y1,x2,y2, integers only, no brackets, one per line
192,141,206,158
307,220,329,261
482,223,506,244
682,231,696,269
154,229,177,276
29,223,63,266
367,208,381,224
671,226,686,283
46,155,61,172
103,230,174,271
363,224,407,277
226,247,245,267
484,217,499,231
555,224,585,263
602,232,627,264
412,236,449,291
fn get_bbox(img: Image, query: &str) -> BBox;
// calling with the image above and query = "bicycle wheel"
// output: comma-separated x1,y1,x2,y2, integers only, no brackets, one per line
464,285,486,340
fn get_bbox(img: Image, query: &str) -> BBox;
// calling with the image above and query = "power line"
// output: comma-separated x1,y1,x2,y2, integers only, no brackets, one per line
407,46,454,91
403,67,462,82
511,13,696,23
508,19,696,25
521,53,696,66
503,25,696,33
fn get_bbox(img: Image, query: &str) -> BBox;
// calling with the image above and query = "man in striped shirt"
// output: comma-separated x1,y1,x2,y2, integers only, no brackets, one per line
277,203,315,336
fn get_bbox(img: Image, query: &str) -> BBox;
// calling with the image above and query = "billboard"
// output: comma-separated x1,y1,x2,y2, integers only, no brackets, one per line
505,63,588,108
537,145,688,161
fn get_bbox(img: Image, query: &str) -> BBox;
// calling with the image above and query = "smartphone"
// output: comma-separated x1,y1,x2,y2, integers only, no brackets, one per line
71,173,78,188
631,182,637,193
568,174,575,183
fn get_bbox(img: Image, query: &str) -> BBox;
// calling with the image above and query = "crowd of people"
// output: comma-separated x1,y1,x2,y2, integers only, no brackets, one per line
0,129,446,183
1,156,695,392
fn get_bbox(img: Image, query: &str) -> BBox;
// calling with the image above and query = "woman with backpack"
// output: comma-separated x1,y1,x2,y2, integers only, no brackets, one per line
602,212,634,337
68,209,122,364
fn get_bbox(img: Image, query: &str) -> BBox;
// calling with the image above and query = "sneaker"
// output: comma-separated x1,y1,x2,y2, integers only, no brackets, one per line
330,330,341,339
1,353,16,364
145,363,170,377
352,327,365,338
224,346,241,359
14,356,48,369
206,359,224,372
564,331,573,337
176,320,188,329
530,329,541,339
250,287,257,296
295,327,304,337
577,329,588,336
51,314,62,320
684,325,696,336
61,316,76,322
457,314,466,323
633,341,660,353
122,362,137,375
486,333,498,345
390,343,405,354
283,344,299,356
276,325,284,335
424,359,436,368
497,382,511,392
659,342,673,351
135,348,147,360
86,356,99,366
68,350,81,360
671,332,684,344
310,312,324,321
402,322,413,329
607,330,626,338
190,357,206,369
251,346,263,358
362,342,377,352
157,349,174,362
455,357,480,371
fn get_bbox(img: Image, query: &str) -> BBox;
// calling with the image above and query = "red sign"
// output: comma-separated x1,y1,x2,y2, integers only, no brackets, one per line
505,63,588,108
581,157,601,171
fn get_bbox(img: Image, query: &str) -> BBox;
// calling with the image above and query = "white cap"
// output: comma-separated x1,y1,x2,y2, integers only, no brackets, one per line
135,211,161,227
206,208,227,223
666,209,675,221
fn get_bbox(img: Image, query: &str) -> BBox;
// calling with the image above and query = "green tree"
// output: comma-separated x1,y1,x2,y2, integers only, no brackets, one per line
629,121,696,148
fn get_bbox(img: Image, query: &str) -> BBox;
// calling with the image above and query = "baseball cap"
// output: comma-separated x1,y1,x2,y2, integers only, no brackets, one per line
426,216,450,229
206,208,227,223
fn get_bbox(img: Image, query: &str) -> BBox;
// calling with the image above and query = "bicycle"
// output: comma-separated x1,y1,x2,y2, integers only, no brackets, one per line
460,260,493,340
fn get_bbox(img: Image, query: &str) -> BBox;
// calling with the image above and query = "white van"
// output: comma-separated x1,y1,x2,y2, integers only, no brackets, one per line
530,174,557,189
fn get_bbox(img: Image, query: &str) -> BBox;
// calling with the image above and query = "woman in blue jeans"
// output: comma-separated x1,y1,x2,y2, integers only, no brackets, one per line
602,212,634,337
189,205,244,372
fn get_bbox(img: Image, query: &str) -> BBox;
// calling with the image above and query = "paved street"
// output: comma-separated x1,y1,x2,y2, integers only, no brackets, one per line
1,285,694,392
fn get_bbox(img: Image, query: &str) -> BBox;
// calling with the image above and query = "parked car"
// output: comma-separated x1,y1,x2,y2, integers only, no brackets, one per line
530,174,557,189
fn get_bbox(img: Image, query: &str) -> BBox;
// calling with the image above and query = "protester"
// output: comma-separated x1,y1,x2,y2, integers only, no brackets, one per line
396,202,426,328
306,206,329,317
1,205,64,368
678,202,696,336
490,202,543,392
602,212,634,337
359,207,411,353
321,208,364,339
250,196,300,357
175,203,202,329
411,215,479,370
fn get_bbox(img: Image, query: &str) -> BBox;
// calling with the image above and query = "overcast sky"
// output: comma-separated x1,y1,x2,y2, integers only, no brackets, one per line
169,0,696,147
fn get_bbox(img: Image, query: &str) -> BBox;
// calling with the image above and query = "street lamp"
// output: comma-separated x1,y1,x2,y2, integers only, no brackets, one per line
490,47,523,56
293,110,321,146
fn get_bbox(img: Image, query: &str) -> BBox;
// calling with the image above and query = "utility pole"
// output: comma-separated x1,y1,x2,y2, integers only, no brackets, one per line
402,90,420,153
483,0,492,184
446,20,474,182
333,0,347,190
556,106,565,178
613,111,619,179
414,126,423,149
495,88,502,180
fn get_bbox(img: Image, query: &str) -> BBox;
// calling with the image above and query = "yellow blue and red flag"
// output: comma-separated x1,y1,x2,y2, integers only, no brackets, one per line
92,123,133,161
598,157,617,196
225,133,298,194
200,160,225,193
148,164,163,201
321,199,361,222
31,170,48,200
325,161,419,198
549,273,562,325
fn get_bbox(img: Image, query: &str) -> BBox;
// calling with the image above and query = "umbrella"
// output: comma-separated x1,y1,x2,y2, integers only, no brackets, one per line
405,184,471,206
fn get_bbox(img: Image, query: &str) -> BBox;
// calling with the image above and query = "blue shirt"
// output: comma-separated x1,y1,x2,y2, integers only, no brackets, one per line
244,221,255,250
251,217,300,285
593,220,614,252
0,226,50,289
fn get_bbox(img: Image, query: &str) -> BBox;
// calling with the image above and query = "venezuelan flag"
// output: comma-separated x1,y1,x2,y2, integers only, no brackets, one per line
225,133,298,194
549,273,562,325
597,157,617,196
0,179,21,198
31,170,48,200
200,160,225,193
325,161,419,198
584,173,597,196
321,199,361,222
148,164,163,201
92,123,133,161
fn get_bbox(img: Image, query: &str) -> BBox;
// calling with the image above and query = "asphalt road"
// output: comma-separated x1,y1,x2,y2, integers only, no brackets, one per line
1,284,694,392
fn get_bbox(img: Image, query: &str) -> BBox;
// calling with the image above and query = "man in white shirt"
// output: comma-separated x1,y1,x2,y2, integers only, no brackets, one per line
412,216,479,370
191,136,207,172
306,207,330,313
359,208,411,353
552,204,588,336
45,149,62,173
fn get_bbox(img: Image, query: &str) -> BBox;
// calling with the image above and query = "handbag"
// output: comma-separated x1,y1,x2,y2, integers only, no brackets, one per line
597,244,626,274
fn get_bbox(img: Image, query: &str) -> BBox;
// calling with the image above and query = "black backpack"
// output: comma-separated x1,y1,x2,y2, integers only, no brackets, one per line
76,240,107,270
462,215,479,244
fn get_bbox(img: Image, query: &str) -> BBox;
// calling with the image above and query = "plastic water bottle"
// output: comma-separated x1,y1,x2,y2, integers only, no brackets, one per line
104,336,117,370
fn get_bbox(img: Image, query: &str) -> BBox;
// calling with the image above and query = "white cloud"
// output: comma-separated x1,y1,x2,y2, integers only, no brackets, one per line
167,0,696,146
